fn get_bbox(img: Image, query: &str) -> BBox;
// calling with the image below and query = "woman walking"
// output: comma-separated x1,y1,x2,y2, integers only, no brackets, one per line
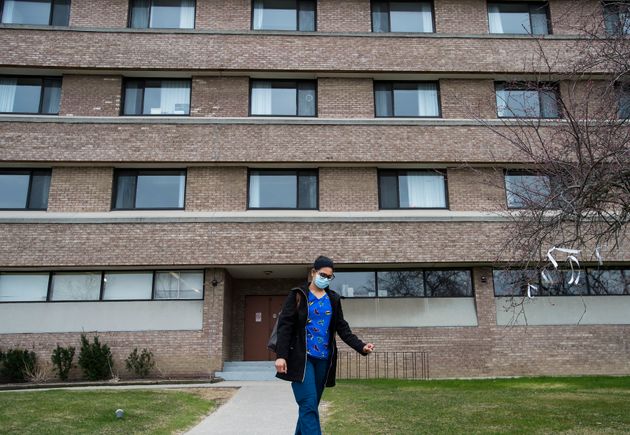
274,255,375,434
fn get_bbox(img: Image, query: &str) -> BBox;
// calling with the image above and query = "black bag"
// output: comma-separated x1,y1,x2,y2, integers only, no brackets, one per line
267,288,302,353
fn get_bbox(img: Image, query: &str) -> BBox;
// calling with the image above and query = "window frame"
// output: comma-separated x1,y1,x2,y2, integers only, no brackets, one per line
126,0,197,29
370,0,436,33
248,78,318,117
250,0,317,31
0,269,205,303
334,267,475,299
602,0,630,35
246,168,319,210
486,1,553,35
0,0,71,26
111,168,188,211
373,80,442,118
616,81,630,119
120,77,192,116
0,168,51,211
377,168,449,210
493,266,630,297
495,81,561,119
0,75,62,115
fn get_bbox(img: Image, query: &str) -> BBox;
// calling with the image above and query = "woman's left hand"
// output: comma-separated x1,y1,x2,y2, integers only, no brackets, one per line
363,343,375,353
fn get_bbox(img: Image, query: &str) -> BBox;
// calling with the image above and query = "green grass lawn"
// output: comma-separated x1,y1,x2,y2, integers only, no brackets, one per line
321,376,630,435
0,388,225,435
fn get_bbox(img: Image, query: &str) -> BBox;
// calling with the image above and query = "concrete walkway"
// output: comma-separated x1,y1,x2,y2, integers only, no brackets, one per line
185,380,298,435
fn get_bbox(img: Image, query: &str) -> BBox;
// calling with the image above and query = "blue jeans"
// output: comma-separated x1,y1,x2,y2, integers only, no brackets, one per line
291,354,330,435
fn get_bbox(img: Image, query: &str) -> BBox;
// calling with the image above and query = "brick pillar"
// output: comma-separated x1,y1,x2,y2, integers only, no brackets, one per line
205,268,228,373
473,266,496,327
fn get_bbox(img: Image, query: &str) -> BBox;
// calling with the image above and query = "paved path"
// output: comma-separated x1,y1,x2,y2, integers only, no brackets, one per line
185,380,298,435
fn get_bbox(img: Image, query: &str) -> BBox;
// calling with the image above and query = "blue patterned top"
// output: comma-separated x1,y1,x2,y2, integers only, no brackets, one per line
305,290,332,359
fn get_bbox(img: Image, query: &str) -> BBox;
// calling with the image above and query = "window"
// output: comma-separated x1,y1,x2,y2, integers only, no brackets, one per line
492,268,540,296
504,169,551,209
619,83,630,119
1,0,70,26
129,0,195,29
603,1,630,35
372,1,434,32
495,82,560,118
378,169,447,209
252,0,315,31
102,272,153,300
335,269,473,298
0,76,61,114
588,268,630,295
488,2,550,34
0,169,51,210
112,169,186,210
541,269,589,296
122,78,191,115
0,273,49,302
249,80,316,116
154,270,203,299
248,169,317,209
374,81,440,117
50,272,101,301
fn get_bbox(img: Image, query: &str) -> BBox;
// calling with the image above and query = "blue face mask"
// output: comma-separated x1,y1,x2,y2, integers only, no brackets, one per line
314,274,331,289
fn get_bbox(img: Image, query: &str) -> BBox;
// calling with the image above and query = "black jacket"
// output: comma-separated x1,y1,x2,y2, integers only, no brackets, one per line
275,280,368,387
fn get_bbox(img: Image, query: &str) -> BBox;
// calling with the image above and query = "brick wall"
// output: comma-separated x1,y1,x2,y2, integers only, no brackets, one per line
318,78,375,118
434,0,488,34
59,75,122,117
319,167,379,211
440,79,497,119
47,167,113,212
69,0,129,27
185,166,248,211
317,0,372,32
190,76,249,117
0,29,596,73
196,0,251,31
447,167,506,211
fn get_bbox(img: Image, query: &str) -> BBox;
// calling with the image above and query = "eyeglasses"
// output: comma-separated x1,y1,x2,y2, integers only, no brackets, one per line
317,271,335,280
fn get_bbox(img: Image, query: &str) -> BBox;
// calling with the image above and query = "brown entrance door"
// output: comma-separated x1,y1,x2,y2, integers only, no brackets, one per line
244,295,286,361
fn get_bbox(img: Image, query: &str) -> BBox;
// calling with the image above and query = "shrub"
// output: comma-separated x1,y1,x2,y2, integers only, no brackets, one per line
125,348,155,378
77,334,114,381
51,344,76,381
0,348,37,382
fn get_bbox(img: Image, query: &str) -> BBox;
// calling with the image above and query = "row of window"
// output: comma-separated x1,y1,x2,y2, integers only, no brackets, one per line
2,76,629,119
493,267,630,296
0,270,204,302
2,0,629,35
0,168,559,211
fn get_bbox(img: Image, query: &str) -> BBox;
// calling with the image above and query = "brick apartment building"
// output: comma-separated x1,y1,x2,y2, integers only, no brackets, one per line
0,0,628,380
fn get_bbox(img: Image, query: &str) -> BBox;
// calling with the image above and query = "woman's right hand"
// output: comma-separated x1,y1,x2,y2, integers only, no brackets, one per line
275,358,287,374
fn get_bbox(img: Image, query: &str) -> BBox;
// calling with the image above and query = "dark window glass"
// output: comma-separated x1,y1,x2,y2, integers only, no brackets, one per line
113,169,186,209
505,170,551,208
603,1,630,35
371,1,434,33
1,0,69,25
122,79,190,115
252,0,315,31
334,271,376,297
488,2,550,35
619,84,630,119
248,169,317,209
492,269,539,296
496,82,560,118
425,270,473,297
0,169,51,210
129,0,195,28
587,268,630,295
378,169,447,209
374,81,439,117
250,80,316,116
0,76,61,114
540,269,589,296
376,270,424,296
